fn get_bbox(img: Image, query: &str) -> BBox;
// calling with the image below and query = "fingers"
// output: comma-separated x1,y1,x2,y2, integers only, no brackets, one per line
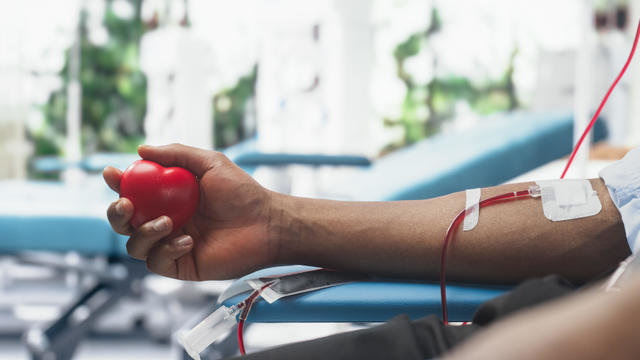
137,143,220,177
146,235,194,278
125,216,173,260
107,198,134,235
103,166,123,193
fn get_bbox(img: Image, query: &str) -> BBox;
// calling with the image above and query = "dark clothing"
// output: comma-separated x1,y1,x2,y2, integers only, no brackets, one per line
232,275,576,360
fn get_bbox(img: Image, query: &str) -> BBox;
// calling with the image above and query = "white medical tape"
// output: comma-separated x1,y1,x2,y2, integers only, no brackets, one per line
463,188,481,231
535,179,602,221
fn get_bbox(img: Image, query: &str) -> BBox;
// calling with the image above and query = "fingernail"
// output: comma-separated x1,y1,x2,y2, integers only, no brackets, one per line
173,235,192,248
153,217,170,232
115,200,125,215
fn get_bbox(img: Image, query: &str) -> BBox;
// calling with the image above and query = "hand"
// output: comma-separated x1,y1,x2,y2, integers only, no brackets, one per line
104,144,277,281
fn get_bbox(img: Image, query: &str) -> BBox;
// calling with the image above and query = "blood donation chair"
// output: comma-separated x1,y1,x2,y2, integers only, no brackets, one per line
201,110,607,358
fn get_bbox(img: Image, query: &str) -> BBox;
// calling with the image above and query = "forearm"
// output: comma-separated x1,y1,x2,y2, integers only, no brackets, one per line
446,277,640,360
269,179,629,283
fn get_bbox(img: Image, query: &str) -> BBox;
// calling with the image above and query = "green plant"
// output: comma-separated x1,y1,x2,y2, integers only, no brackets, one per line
36,0,147,157
386,7,519,150
213,66,257,148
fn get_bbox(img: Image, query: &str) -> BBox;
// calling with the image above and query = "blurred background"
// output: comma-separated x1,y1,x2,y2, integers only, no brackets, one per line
1,0,639,359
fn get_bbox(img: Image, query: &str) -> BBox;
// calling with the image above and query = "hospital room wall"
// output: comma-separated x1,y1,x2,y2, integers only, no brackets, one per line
628,0,640,147
7,0,640,183
0,5,29,180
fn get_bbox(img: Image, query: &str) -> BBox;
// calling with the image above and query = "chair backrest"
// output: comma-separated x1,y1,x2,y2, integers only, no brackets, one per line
325,111,606,201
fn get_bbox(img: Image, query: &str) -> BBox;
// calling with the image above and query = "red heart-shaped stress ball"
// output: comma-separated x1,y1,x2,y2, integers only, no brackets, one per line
119,160,199,230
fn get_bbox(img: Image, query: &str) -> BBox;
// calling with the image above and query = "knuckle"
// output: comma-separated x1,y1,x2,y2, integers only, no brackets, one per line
145,248,163,274
126,232,147,260
108,218,123,234
137,221,153,235
107,201,127,222
106,209,115,224
210,151,230,167
106,202,117,216
119,197,131,208
125,238,139,259
145,258,157,274
115,226,132,236
107,210,132,235
210,150,222,158
212,150,227,160
140,217,170,235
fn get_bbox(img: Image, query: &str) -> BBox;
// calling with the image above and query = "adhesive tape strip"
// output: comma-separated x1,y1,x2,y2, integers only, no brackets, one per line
535,179,601,221
463,188,481,231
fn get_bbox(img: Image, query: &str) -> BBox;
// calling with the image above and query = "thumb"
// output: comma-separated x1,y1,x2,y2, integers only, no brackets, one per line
138,143,217,177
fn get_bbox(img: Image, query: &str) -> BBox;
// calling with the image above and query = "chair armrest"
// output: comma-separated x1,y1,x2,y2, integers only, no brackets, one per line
218,266,508,323
79,141,370,178
232,153,371,167
31,156,73,173
82,153,141,172
224,139,371,167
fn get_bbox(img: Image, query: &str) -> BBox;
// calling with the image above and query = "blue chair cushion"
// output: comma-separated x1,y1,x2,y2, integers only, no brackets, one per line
329,111,607,201
0,180,127,256
0,215,117,255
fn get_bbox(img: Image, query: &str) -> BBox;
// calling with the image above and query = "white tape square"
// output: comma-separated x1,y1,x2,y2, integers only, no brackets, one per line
536,179,601,221
555,181,587,206
463,188,481,231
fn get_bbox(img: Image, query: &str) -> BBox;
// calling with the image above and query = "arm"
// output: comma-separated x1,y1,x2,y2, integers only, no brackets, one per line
445,275,640,360
105,144,629,283
271,179,629,283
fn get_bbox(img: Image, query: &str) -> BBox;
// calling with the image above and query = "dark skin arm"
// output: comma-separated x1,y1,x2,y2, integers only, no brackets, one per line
104,144,629,283
445,276,640,360
272,178,629,283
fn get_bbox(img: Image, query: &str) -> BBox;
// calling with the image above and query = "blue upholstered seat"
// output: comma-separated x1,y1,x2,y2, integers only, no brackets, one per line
0,180,127,256
327,111,606,201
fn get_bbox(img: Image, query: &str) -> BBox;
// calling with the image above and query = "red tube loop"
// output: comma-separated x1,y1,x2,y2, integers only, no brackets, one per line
440,190,531,324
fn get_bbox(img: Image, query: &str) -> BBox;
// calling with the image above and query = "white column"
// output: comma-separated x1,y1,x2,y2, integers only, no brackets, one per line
0,2,31,179
62,2,85,183
326,0,373,155
255,0,374,156
141,26,214,150
569,0,594,179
